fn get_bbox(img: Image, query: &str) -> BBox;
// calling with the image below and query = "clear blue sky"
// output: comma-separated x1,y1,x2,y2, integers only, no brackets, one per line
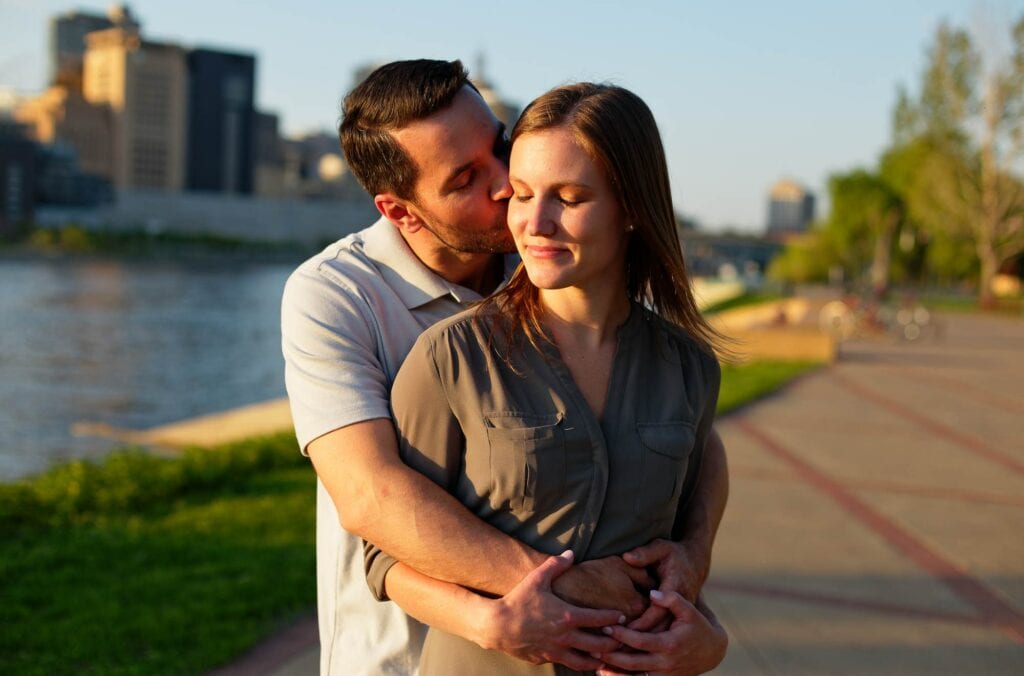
2,0,1021,231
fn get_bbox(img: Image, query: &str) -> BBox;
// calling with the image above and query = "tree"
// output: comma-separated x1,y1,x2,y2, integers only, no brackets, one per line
825,170,903,296
894,17,1024,305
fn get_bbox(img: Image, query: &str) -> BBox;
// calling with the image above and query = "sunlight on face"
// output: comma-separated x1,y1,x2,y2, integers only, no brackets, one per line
508,128,629,292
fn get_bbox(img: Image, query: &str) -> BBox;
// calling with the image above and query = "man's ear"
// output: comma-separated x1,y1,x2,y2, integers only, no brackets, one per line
374,194,424,234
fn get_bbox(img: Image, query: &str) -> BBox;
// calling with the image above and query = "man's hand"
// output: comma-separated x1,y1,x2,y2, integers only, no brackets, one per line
595,591,728,676
552,555,655,621
480,551,627,671
621,538,710,631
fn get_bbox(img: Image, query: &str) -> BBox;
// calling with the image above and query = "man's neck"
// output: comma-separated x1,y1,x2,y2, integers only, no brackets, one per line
401,229,504,296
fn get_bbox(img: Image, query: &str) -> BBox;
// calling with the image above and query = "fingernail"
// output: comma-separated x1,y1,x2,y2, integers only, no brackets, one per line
618,614,626,624
602,626,614,635
650,589,664,600
590,652,602,658
559,550,574,561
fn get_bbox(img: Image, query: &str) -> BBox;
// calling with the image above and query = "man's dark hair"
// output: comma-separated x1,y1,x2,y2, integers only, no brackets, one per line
339,59,474,200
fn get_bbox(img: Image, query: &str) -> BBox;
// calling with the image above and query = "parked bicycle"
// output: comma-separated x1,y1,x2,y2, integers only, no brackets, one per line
818,294,938,343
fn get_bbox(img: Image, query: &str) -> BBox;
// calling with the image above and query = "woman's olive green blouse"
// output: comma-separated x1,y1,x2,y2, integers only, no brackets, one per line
365,301,720,675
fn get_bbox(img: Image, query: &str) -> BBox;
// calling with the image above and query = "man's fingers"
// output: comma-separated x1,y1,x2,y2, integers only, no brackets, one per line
623,561,656,590
626,604,669,632
601,623,670,653
527,550,575,590
565,605,627,629
622,538,670,567
595,644,665,672
548,649,605,672
563,629,620,654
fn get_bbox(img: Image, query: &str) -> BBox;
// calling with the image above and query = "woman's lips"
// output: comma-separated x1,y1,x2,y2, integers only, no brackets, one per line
525,245,568,259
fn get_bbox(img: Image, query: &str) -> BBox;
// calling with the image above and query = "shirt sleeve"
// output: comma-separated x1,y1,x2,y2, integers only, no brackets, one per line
281,263,391,453
672,349,721,539
363,328,465,600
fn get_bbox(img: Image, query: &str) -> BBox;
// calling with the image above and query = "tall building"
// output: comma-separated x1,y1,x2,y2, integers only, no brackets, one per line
766,179,815,237
0,122,36,237
49,5,139,90
186,49,256,194
83,26,188,191
14,86,114,180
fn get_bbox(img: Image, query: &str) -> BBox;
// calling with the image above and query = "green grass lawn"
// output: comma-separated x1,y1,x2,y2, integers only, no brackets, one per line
0,358,821,674
0,434,316,675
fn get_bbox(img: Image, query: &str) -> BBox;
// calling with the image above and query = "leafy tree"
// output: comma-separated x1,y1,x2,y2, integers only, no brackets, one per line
824,170,903,295
893,18,1024,305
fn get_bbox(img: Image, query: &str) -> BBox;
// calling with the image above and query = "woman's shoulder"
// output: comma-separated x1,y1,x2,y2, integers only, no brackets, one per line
411,303,501,359
638,305,721,379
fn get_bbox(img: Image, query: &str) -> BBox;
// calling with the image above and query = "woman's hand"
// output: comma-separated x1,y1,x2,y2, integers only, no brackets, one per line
594,590,728,676
478,550,627,671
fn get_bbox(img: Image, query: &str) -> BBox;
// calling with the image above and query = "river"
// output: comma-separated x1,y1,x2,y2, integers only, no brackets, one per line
0,256,295,480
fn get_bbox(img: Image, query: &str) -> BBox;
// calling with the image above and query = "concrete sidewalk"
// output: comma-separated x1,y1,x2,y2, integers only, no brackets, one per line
709,311,1023,674
219,311,1024,674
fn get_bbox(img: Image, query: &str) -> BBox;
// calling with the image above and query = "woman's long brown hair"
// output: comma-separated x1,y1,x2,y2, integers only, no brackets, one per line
480,83,726,359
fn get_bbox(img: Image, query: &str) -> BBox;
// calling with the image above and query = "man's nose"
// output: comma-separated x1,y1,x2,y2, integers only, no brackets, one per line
490,162,512,201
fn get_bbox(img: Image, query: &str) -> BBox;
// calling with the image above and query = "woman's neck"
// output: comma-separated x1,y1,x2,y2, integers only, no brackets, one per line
538,280,631,349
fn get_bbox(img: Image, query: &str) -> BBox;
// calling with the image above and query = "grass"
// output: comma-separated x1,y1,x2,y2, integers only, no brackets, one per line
0,433,316,675
0,358,819,674
702,291,783,316
717,360,822,416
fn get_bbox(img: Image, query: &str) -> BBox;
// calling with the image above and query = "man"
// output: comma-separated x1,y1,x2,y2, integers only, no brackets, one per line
282,59,728,675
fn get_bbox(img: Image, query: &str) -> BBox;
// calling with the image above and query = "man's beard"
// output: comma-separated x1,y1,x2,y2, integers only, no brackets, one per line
420,213,516,255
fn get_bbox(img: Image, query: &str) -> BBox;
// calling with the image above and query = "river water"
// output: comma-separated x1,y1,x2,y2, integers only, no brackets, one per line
0,256,295,480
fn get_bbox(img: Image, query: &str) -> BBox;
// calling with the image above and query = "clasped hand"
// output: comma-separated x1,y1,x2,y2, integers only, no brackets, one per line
486,540,725,675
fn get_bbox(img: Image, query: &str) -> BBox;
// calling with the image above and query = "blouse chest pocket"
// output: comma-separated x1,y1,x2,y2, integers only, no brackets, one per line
484,412,565,515
635,421,696,518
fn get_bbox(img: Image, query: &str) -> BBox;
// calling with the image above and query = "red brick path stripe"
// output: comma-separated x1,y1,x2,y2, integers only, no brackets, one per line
730,464,1024,507
831,371,1024,476
894,364,1024,416
735,418,1024,645
709,579,989,628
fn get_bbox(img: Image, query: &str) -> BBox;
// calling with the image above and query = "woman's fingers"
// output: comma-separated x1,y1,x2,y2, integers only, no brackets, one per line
526,550,575,591
649,588,698,622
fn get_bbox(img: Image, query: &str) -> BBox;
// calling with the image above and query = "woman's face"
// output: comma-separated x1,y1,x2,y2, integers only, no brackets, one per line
508,128,629,292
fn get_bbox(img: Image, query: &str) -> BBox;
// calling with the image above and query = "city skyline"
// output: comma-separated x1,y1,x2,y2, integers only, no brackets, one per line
2,0,1020,231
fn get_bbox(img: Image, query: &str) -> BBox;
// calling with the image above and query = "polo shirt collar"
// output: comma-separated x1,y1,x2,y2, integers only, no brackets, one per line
362,217,516,309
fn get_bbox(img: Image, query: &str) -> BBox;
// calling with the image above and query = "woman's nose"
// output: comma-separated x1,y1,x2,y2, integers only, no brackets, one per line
525,201,556,237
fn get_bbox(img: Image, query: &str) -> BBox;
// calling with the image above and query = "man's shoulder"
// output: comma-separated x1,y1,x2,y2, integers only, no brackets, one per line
287,222,382,294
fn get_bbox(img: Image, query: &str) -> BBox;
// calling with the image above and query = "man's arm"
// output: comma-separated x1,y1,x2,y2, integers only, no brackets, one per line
384,553,627,672
309,419,540,594
311,419,650,618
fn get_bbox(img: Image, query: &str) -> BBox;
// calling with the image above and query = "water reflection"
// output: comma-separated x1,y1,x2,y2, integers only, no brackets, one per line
0,257,294,479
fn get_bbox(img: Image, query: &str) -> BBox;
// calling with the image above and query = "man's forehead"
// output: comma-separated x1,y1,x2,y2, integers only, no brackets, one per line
391,89,497,180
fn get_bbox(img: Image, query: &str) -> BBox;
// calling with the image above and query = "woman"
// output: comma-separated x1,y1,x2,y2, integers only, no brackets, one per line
377,83,723,674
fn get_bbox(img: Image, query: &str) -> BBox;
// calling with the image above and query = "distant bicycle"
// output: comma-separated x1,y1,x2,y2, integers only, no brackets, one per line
818,295,936,342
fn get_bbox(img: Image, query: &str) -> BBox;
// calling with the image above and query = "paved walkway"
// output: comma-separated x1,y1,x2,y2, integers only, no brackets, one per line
709,311,1023,674
217,311,1024,674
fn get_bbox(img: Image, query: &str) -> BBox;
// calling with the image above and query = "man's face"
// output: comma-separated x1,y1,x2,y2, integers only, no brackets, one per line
391,86,515,254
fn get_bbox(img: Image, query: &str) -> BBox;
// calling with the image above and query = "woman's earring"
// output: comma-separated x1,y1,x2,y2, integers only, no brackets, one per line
626,224,635,232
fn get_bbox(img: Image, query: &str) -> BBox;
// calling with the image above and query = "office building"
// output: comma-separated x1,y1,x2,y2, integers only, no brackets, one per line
83,26,188,191
14,85,113,180
766,179,815,237
49,5,139,90
186,49,256,194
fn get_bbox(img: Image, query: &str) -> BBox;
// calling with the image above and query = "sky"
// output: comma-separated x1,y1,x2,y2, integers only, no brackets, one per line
2,0,1022,232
